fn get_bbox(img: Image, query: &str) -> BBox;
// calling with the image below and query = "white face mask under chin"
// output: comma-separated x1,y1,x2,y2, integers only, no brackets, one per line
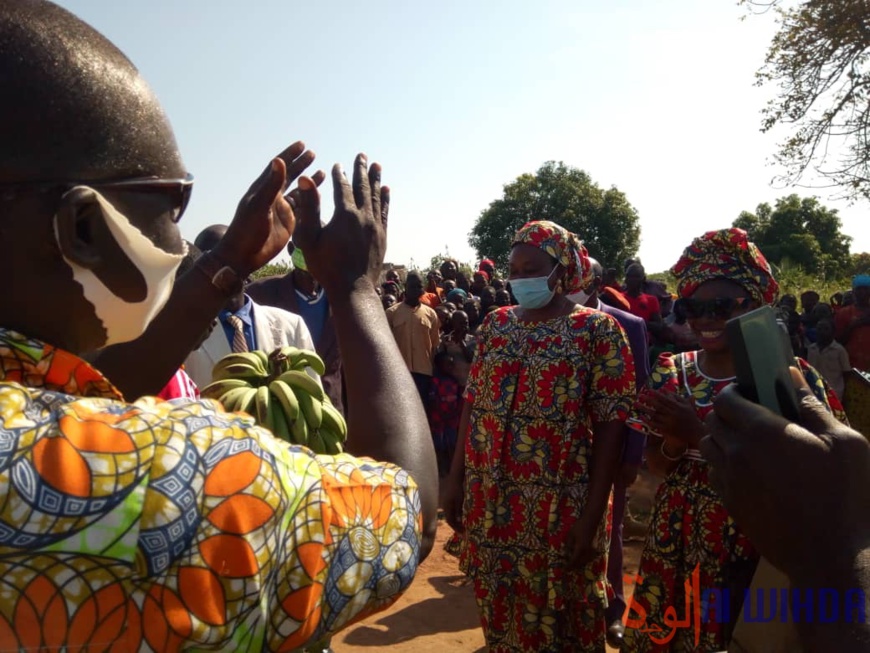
568,289,591,306
55,186,186,347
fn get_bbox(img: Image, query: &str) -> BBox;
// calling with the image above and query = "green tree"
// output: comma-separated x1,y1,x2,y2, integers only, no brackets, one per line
744,0,870,200
250,261,289,280
851,252,870,276
468,161,641,271
733,194,852,276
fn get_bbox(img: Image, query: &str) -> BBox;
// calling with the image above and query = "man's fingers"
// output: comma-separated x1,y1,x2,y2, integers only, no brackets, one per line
711,383,781,432
795,389,840,436
283,170,326,208
380,186,390,230
789,366,811,392
293,175,321,250
332,163,354,213
352,153,371,211
369,163,382,226
246,158,287,216
275,142,308,191
275,141,306,162
284,149,316,188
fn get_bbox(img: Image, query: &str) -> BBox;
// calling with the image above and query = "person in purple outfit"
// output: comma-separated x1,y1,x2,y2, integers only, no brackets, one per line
571,256,650,649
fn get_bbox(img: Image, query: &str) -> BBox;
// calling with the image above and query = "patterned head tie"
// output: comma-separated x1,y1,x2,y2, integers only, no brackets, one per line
671,228,779,305
511,220,592,294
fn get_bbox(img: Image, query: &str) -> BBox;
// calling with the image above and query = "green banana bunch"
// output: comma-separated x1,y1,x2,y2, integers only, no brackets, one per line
201,346,346,455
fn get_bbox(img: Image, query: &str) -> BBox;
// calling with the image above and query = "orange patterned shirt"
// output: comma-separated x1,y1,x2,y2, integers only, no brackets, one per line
0,329,422,651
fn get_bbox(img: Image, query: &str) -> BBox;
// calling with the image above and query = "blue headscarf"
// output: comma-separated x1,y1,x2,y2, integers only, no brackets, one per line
853,274,870,289
446,288,468,304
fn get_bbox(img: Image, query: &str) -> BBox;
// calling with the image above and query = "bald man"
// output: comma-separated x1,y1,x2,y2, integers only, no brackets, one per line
0,2,437,651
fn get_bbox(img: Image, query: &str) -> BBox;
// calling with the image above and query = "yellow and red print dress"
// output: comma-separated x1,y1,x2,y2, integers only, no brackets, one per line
622,350,846,653
0,328,422,652
459,306,635,653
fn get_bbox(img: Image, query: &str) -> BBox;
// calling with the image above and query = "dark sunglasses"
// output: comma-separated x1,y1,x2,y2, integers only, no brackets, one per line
683,296,751,320
0,173,194,223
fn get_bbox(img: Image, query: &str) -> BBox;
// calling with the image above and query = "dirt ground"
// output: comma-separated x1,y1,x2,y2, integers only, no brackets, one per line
334,469,661,653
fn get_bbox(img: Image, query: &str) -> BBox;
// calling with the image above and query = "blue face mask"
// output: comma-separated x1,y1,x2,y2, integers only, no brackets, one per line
509,266,558,309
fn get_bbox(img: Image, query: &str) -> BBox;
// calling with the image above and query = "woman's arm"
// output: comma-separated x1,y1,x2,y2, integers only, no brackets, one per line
443,399,472,533
636,390,705,477
644,435,684,478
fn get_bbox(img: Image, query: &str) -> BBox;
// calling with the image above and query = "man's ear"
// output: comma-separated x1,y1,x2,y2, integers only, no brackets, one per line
54,187,104,269
54,187,147,301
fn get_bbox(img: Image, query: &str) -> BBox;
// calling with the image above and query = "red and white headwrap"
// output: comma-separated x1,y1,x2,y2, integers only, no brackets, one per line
671,228,779,305
512,220,593,294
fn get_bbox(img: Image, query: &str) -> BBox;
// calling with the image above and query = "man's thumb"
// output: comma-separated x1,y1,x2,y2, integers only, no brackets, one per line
796,388,839,435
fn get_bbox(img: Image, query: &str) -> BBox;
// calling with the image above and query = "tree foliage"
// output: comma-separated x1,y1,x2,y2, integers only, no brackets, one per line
468,161,641,272
733,194,852,276
427,251,475,279
851,251,870,276
745,0,870,200
250,261,289,280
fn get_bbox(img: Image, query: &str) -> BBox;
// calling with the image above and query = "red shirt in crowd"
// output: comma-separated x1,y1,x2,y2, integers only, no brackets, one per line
835,305,870,372
626,293,661,323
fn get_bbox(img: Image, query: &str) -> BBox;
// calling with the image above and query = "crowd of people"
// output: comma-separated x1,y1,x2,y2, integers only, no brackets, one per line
371,227,869,652
2,2,870,653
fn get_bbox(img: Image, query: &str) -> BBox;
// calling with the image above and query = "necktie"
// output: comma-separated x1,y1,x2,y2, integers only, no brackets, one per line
226,314,248,353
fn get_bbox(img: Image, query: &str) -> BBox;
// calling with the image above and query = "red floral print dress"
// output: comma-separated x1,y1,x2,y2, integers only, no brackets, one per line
622,350,846,653
459,306,636,652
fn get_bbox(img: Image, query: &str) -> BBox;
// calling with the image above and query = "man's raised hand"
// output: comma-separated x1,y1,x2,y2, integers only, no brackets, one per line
293,153,390,296
214,141,324,277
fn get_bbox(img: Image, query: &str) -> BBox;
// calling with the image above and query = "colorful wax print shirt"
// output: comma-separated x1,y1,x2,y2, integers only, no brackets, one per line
459,306,635,652
622,351,845,653
0,329,421,652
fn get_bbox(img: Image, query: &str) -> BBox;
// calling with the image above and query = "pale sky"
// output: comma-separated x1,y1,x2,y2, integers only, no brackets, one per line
58,0,869,274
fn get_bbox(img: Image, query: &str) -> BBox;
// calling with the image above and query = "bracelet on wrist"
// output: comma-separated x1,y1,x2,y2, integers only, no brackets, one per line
660,440,687,461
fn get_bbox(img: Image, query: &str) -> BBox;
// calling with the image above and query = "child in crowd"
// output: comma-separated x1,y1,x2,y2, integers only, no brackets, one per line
428,351,462,478
495,288,512,307
808,318,852,401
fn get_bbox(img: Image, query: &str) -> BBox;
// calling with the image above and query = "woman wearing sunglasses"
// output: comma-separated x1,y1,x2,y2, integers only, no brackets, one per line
622,228,847,653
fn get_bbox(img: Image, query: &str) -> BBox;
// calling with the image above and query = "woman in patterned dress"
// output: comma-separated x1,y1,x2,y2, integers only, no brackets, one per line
622,229,847,653
443,220,637,652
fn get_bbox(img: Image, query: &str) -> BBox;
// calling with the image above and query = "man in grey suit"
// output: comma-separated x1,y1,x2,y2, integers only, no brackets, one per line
185,225,316,389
